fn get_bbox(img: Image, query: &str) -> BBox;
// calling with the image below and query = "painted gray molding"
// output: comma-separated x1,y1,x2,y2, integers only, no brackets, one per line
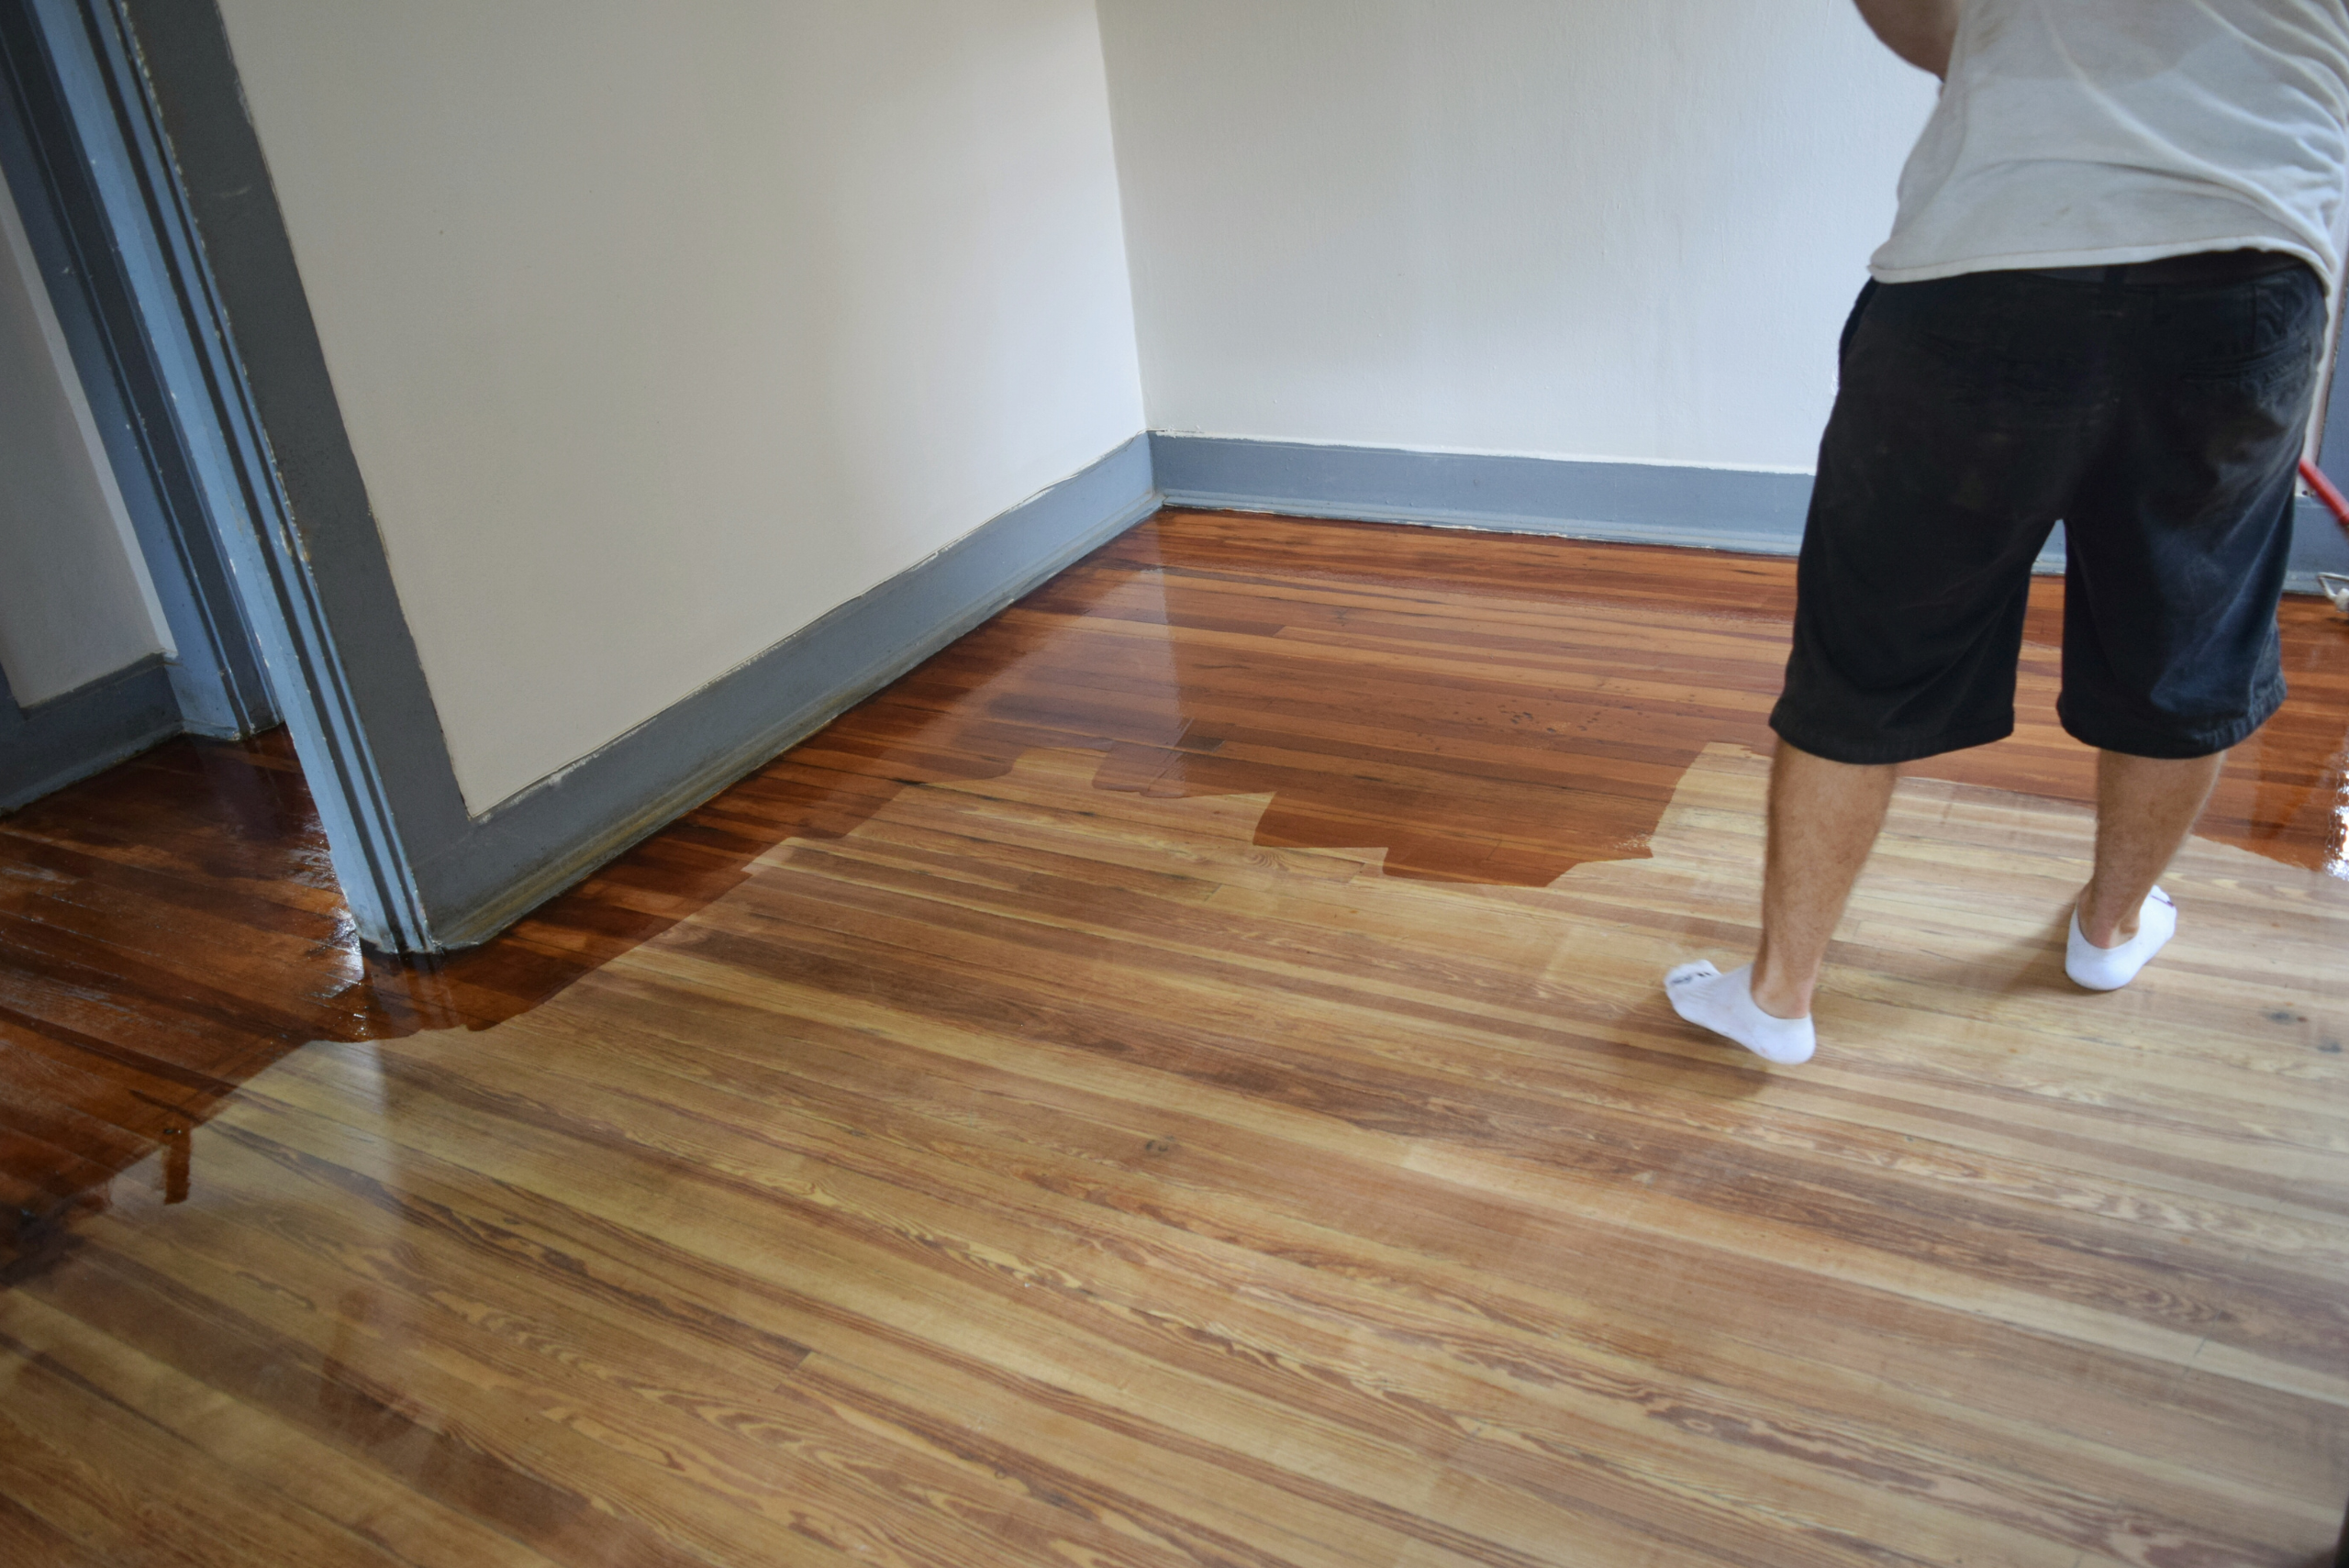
0,654,178,810
111,0,450,952
428,436,1159,949
1154,433,1818,554
0,0,276,740
102,0,1165,953
1152,433,2349,590
2291,495,2349,582
65,0,2349,955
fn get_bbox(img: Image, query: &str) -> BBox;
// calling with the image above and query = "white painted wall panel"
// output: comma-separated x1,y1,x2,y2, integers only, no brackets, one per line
1096,0,1939,472
215,0,1146,813
0,162,171,706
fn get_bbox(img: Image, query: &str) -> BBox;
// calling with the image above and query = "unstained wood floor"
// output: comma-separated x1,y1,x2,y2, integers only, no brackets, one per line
4,512,2349,1567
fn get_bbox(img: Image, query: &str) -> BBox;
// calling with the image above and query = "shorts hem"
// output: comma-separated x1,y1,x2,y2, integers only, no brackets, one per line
1766,710,2018,767
2055,682,2286,760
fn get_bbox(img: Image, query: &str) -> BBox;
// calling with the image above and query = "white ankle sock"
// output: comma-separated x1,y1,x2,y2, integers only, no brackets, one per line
2065,887,2176,992
1663,961,1815,1065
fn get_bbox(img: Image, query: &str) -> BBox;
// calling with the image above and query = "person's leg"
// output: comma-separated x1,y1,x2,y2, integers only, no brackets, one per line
1752,742,1899,1016
2076,748,2224,948
2059,748,2224,989
1665,741,1896,1065
2054,261,2324,990
1667,272,2090,1063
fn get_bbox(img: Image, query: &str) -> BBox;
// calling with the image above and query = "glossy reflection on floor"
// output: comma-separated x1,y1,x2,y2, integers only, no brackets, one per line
3,511,2348,1565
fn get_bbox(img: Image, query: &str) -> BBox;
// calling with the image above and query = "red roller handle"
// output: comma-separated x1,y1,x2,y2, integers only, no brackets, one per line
2300,457,2349,531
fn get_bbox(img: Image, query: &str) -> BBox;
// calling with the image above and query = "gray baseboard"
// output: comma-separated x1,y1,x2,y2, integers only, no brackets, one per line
1151,433,2349,593
419,433,1161,949
2296,496,2349,585
83,0,1167,952
1152,433,1817,556
0,655,180,812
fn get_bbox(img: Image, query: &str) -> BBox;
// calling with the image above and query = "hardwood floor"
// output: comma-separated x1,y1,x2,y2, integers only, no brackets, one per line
3,510,2347,1565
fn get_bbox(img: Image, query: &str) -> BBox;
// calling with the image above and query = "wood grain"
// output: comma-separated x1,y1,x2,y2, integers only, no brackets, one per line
4,510,2348,1564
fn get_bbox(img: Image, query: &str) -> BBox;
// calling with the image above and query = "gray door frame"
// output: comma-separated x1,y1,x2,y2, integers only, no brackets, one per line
4,0,433,950
0,0,272,740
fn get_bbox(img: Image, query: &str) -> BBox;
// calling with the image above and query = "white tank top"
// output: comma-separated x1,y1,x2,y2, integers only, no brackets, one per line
1870,0,2349,287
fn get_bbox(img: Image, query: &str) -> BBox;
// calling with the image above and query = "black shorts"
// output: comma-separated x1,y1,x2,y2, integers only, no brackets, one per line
1770,258,2325,764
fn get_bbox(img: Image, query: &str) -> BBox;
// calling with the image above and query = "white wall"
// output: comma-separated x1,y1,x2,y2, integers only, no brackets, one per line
0,162,171,706
1096,0,1940,472
215,0,1146,814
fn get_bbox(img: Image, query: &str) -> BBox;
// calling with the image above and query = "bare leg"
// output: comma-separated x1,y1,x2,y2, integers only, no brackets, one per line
1748,740,1899,1018
2076,749,2224,947
1663,740,1895,1062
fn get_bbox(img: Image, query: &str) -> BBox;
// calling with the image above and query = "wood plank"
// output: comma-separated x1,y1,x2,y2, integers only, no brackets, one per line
3,512,2346,1563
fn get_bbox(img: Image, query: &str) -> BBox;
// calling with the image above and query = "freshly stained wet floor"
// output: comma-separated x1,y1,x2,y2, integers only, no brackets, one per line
2,512,2347,1564
7,511,2344,1254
